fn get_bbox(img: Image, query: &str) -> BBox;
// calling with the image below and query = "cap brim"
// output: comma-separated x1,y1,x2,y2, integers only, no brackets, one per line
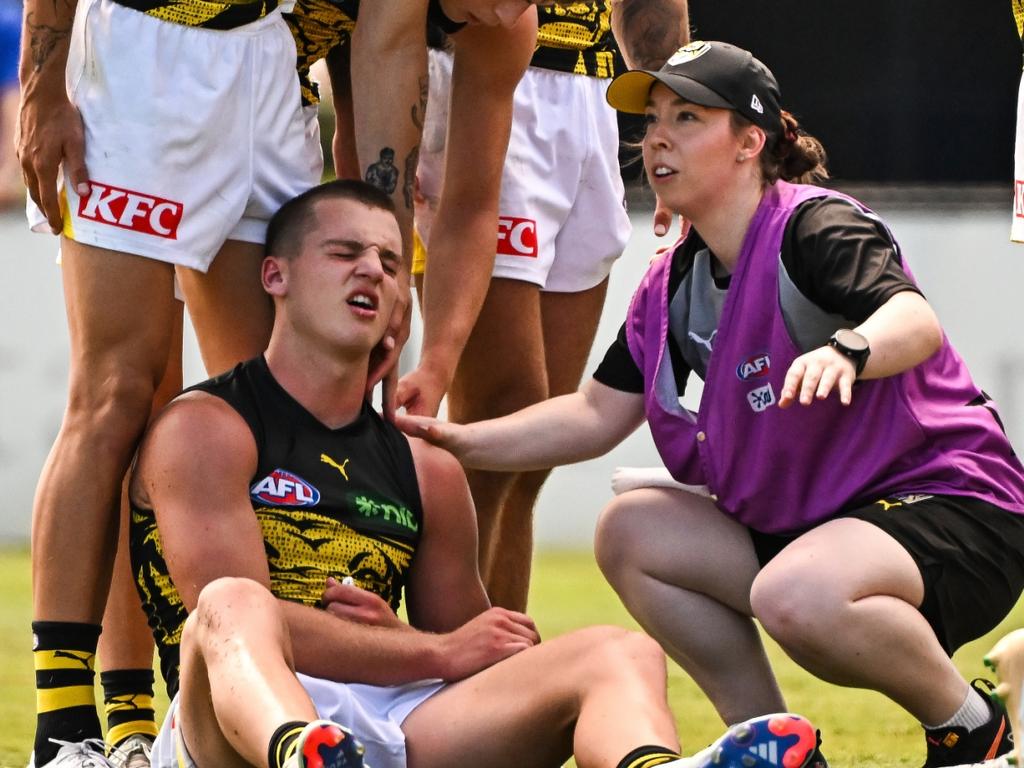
607,70,735,114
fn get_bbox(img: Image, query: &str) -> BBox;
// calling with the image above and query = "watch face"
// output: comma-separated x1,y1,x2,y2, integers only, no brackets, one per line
835,328,869,353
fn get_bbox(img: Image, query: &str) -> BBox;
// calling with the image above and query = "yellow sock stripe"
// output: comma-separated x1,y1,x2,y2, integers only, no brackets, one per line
107,720,160,746
106,694,155,713
274,725,307,768
623,753,680,768
36,685,96,713
34,649,96,671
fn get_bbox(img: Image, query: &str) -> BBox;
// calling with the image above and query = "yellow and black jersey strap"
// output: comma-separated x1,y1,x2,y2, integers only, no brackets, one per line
110,0,277,29
285,0,357,105
531,2,620,78
1014,0,1024,44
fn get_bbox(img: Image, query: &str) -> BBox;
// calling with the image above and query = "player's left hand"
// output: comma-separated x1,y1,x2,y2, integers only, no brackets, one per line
779,346,857,408
322,577,407,629
368,279,412,421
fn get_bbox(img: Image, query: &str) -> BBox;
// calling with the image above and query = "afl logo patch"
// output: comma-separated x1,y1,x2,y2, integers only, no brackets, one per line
250,469,321,507
736,353,771,381
668,41,712,66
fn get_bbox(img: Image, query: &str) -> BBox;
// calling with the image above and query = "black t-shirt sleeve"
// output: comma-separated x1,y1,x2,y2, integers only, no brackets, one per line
781,197,922,324
593,323,645,393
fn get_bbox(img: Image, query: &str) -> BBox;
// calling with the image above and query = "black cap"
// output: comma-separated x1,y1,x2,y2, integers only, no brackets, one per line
607,41,782,135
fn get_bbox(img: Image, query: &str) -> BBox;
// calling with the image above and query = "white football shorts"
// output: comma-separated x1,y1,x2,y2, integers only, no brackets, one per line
27,0,322,271
151,676,444,768
415,49,631,292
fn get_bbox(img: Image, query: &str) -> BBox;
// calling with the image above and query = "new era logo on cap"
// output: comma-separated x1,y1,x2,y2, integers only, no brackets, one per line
750,94,764,114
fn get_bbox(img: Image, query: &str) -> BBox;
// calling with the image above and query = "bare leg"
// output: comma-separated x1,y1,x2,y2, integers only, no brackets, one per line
594,488,785,725
482,281,608,610
175,239,273,376
448,279,608,610
447,279,548,592
750,518,968,724
402,626,678,768
176,578,318,768
33,241,178,623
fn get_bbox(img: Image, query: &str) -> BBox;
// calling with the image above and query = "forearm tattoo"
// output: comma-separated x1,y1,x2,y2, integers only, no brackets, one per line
617,0,689,70
365,147,399,194
25,11,71,72
402,75,427,211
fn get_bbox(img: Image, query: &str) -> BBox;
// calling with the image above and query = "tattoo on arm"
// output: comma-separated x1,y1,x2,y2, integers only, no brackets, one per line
402,75,428,211
615,0,690,70
365,147,398,195
25,11,72,72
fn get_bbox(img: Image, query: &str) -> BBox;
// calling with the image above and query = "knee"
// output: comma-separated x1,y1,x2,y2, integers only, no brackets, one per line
187,577,277,649
65,365,161,437
594,494,646,585
578,626,667,684
750,564,839,650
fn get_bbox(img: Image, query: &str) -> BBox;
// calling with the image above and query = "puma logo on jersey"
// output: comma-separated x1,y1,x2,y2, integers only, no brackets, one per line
77,181,183,239
688,329,717,352
875,499,903,512
321,454,350,481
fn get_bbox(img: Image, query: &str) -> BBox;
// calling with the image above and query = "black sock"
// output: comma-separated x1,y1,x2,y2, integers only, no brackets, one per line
616,744,682,768
268,720,308,768
101,668,159,748
33,621,103,765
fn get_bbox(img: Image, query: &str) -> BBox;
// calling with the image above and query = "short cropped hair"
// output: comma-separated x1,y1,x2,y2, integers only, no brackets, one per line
265,179,397,260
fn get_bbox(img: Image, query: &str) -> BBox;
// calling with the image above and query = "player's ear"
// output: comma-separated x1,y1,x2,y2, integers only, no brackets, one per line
262,254,289,296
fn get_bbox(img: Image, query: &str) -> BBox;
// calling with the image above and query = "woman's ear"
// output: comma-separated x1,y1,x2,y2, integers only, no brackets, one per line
738,125,768,161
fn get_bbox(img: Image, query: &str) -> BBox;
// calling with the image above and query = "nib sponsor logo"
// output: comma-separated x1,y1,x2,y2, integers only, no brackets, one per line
250,468,321,507
496,216,538,257
78,181,183,239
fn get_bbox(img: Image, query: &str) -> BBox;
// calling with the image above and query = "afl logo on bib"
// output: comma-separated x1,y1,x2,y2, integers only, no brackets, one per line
736,353,771,381
667,41,712,66
250,469,321,507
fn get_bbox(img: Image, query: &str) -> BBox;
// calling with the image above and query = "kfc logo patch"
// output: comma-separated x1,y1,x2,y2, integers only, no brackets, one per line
78,182,183,239
496,217,538,257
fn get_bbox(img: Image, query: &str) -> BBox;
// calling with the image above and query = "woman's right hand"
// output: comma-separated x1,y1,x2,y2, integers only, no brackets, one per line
394,413,466,457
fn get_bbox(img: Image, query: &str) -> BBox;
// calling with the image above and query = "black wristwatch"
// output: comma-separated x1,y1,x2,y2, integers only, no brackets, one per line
827,329,870,377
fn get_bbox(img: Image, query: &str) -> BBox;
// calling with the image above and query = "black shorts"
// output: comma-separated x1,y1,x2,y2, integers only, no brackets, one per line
749,494,1024,655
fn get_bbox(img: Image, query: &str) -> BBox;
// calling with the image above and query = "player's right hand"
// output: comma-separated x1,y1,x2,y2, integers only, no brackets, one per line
436,607,539,680
18,78,90,234
321,577,407,630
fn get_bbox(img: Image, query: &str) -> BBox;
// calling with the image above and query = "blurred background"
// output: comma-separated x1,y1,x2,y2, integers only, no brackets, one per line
2,0,1024,549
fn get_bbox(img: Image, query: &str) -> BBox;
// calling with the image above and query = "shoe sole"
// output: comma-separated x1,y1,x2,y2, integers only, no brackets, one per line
700,714,817,768
986,630,1024,768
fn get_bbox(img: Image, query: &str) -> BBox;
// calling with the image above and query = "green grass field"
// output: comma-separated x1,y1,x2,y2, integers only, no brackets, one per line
1,547,1020,768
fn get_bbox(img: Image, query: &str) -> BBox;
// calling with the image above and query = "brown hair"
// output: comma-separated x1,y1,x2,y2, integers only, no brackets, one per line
732,109,829,184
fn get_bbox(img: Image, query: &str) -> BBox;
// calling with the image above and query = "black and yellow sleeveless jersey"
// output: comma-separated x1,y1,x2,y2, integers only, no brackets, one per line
130,356,423,696
531,2,621,79
111,0,278,31
1014,0,1024,44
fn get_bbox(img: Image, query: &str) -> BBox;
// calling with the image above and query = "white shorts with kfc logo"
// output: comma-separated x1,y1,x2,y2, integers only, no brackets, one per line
27,0,322,271
415,49,631,292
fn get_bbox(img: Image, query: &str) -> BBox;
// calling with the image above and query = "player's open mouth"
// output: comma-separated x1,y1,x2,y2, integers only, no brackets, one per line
347,292,378,316
652,165,677,179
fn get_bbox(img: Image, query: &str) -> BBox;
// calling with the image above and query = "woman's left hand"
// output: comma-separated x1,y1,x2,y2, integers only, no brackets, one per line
779,347,857,408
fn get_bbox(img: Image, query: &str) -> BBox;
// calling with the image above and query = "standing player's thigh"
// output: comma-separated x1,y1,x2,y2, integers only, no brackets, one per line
60,238,179,387
448,278,547,422
175,240,273,376
597,487,761,614
539,280,609,397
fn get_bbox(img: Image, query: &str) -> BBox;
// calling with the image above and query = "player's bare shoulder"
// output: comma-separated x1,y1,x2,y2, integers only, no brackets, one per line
130,390,257,509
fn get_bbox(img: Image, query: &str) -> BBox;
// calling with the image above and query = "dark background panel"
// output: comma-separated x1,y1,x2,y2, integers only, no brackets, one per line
620,1,1022,183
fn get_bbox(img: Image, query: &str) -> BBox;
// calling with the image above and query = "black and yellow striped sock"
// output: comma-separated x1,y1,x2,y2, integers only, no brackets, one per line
101,669,159,749
268,720,307,768
32,621,103,766
616,744,682,768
